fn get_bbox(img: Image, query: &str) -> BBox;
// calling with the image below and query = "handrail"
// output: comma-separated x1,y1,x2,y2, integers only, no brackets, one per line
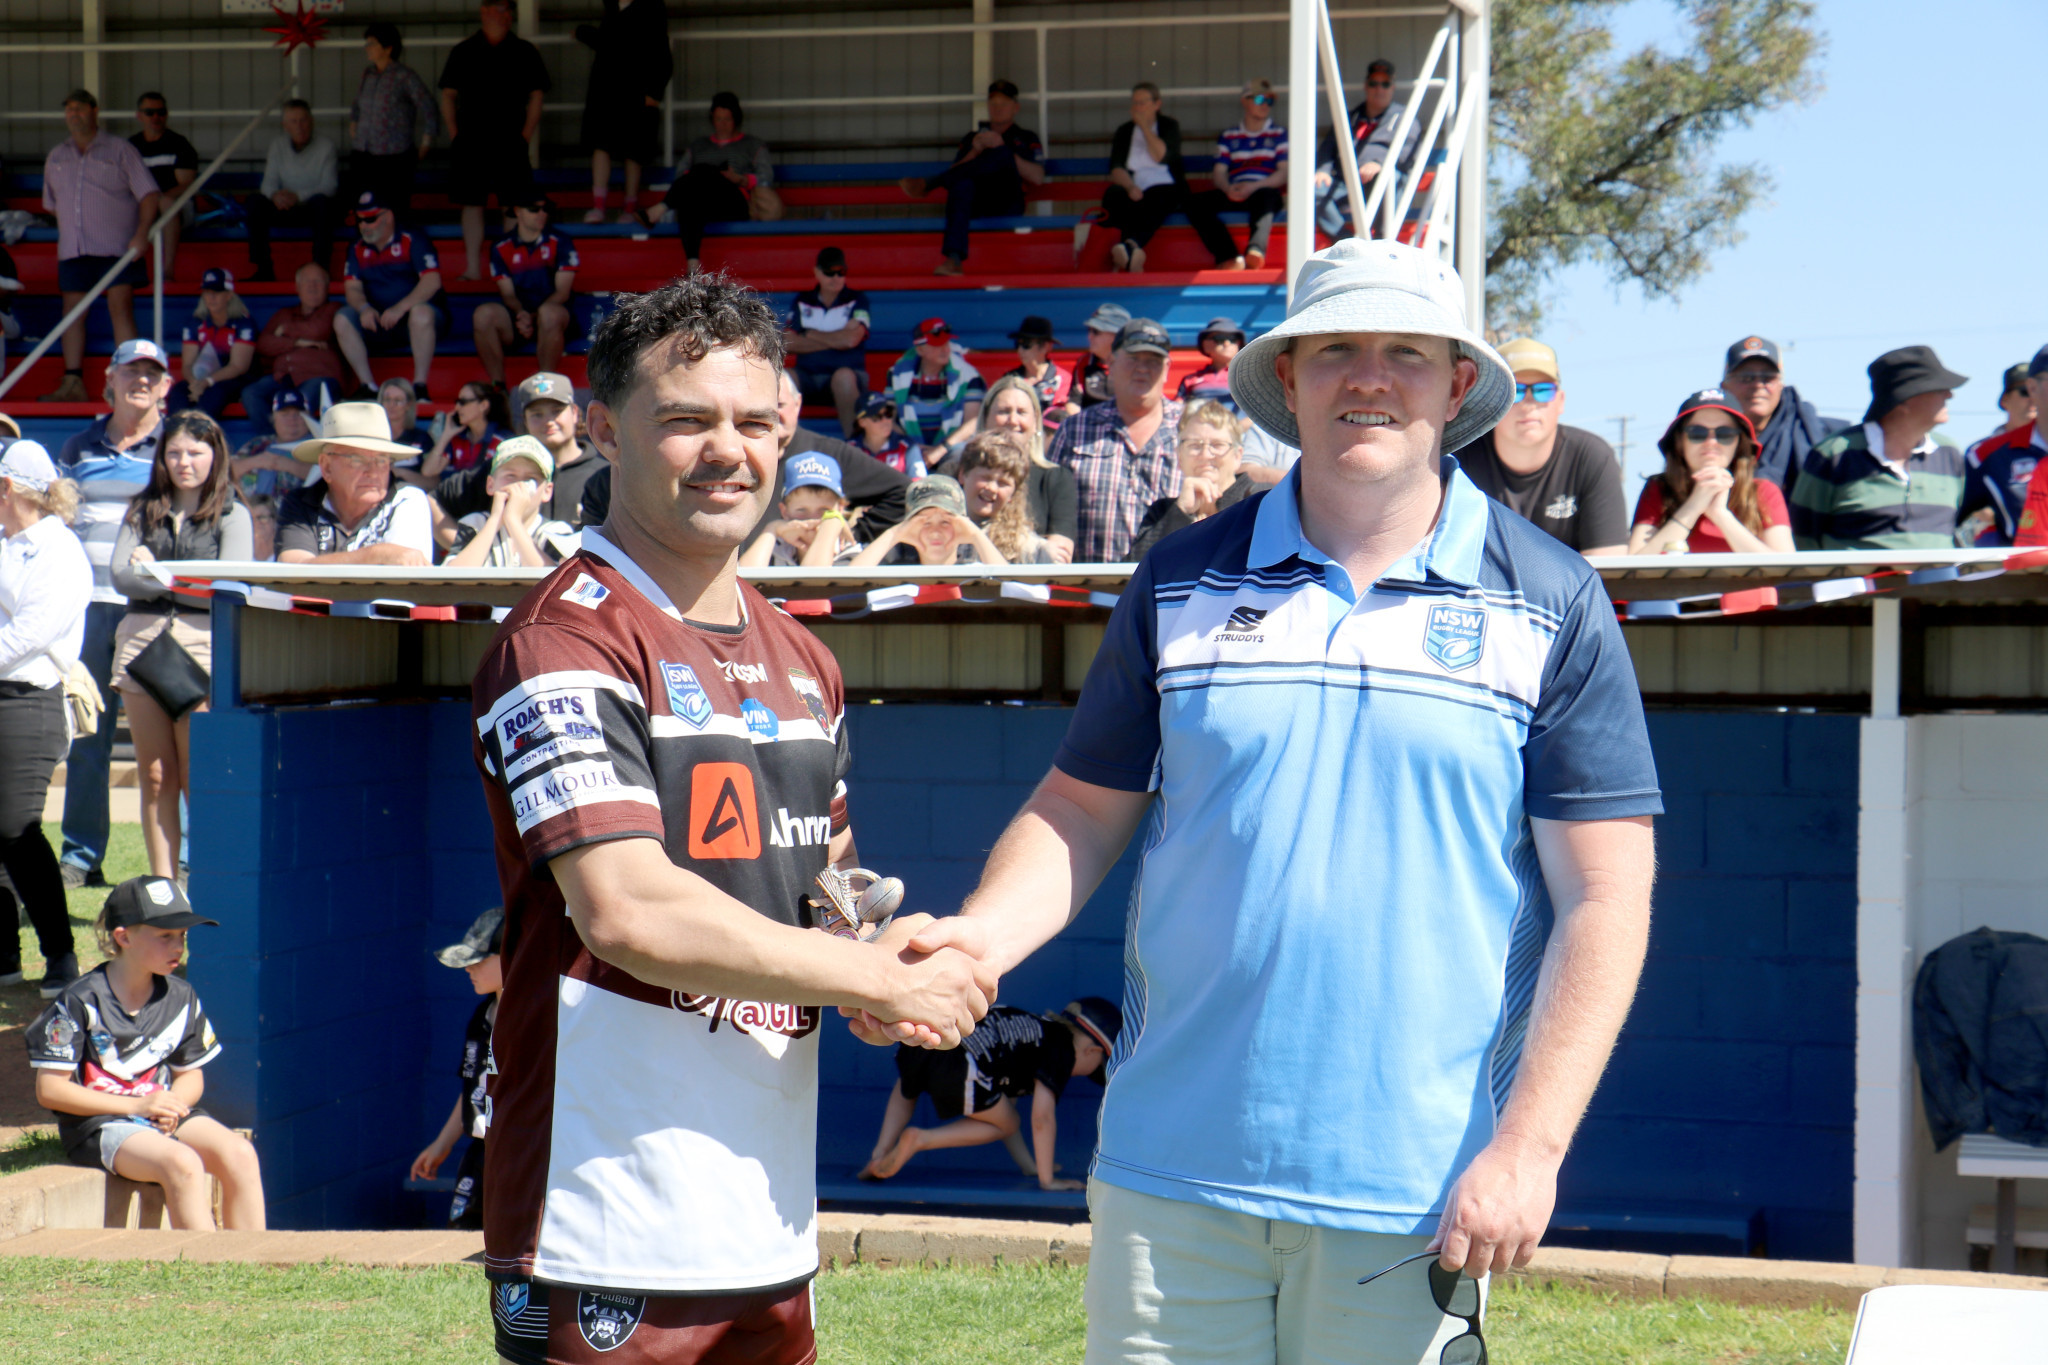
1360,15,1451,235
1316,0,1372,244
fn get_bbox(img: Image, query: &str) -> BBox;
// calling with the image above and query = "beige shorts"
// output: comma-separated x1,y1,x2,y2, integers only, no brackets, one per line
112,610,213,698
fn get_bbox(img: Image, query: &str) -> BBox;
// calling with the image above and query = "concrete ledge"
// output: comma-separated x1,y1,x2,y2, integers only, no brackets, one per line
1665,1254,1889,1311
0,1166,107,1243
1510,1247,1668,1299
0,1228,485,1265
818,1212,1091,1269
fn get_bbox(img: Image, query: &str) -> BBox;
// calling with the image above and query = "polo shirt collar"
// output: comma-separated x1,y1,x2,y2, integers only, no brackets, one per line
1247,456,1487,589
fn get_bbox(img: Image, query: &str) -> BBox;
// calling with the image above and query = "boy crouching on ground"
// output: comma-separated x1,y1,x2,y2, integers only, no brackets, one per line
445,436,579,568
25,877,264,1230
739,451,865,567
410,908,502,1229
862,998,1120,1191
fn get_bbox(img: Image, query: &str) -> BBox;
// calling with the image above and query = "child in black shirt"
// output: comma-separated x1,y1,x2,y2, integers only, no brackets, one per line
25,876,265,1230
411,907,501,1229
862,998,1120,1191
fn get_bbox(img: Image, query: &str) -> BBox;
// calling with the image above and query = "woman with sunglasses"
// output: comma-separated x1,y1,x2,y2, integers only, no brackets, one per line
420,382,510,482
1628,388,1793,555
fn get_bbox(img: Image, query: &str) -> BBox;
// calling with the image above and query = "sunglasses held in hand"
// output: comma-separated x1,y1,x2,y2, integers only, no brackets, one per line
1357,1251,1485,1364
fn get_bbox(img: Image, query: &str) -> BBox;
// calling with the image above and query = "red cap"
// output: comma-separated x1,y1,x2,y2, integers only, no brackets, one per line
913,318,952,346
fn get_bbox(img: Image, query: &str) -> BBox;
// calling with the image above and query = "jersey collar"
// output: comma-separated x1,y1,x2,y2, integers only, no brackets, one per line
1247,456,1486,588
580,527,748,626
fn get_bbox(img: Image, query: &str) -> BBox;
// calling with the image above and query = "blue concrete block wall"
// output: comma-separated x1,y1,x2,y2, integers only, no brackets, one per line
187,699,1856,1252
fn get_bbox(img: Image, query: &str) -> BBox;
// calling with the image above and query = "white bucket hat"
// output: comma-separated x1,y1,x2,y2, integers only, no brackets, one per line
291,401,422,463
0,439,58,492
1228,240,1514,454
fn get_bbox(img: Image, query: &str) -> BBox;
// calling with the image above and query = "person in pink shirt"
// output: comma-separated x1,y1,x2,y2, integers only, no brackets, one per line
40,90,160,404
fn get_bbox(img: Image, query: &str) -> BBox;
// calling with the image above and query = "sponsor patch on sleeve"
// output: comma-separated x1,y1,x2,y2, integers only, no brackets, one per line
496,687,608,780
508,759,658,835
561,572,610,609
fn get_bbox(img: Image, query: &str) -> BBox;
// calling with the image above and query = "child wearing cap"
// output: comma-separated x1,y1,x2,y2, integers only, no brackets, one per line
25,876,265,1230
445,436,578,568
739,452,866,567
851,475,1009,566
411,907,503,1230
861,999,1121,1192
853,392,923,479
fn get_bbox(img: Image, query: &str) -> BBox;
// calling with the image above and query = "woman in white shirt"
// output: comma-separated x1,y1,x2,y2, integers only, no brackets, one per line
0,440,91,994
1100,83,1190,274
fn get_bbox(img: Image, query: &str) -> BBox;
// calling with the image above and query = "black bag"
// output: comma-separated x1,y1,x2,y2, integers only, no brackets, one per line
127,627,211,721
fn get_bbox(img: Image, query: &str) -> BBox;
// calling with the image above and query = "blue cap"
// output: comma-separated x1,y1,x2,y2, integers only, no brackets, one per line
349,188,391,222
784,452,843,496
271,388,308,412
2029,344,2048,379
857,392,897,420
200,267,234,292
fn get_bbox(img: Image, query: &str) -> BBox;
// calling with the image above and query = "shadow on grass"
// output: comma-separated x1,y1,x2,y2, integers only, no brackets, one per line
0,1129,66,1176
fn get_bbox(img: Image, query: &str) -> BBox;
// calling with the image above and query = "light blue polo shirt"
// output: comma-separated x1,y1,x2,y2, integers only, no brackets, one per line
1055,460,1661,1232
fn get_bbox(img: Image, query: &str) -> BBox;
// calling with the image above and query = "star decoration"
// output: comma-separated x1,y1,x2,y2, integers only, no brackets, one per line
264,2,330,58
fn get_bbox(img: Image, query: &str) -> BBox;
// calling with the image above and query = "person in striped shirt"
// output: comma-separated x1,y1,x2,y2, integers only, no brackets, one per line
1184,80,1289,270
1791,345,1968,550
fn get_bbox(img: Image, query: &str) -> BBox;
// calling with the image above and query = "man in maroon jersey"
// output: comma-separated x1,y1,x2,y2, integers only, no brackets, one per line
471,273,993,1365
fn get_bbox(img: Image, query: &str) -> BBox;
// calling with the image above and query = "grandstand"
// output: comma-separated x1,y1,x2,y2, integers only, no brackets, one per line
0,0,1489,442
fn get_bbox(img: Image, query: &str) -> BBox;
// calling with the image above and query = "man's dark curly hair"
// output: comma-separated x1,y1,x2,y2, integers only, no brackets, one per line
586,273,784,412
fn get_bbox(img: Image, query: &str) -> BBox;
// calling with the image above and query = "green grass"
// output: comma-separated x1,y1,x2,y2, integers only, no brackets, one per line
0,1260,1854,1364
5,822,146,992
0,1129,65,1176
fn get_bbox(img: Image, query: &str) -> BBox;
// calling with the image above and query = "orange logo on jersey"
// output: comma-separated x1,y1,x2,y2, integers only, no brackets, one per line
688,763,761,859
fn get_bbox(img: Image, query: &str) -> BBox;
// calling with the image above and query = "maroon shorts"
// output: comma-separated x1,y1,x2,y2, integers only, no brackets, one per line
491,1278,815,1365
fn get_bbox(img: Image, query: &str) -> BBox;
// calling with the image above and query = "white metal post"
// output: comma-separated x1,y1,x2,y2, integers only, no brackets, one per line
1286,0,1320,301
153,232,163,352
1036,25,1050,151
82,0,103,100
974,0,995,126
1315,0,1370,240
1454,1,1489,329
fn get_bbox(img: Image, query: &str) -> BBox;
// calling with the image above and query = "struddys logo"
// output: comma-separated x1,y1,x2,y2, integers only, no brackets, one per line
500,689,597,750
1213,604,1268,643
671,993,821,1040
1423,602,1487,673
575,1292,646,1352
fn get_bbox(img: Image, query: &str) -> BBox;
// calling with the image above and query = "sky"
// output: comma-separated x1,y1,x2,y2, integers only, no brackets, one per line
1527,0,2048,486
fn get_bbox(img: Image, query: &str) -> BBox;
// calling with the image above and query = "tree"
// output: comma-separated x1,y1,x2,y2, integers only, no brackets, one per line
1485,0,1823,333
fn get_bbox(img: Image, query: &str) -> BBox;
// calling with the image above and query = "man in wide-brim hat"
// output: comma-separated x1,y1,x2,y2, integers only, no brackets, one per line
275,400,437,565
892,239,1662,1363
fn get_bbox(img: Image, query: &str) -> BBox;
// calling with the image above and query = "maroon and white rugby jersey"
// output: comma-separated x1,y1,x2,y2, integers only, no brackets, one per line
472,528,852,1296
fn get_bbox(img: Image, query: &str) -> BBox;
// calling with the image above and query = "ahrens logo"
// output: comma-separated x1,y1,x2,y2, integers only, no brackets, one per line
687,763,760,859
767,808,831,848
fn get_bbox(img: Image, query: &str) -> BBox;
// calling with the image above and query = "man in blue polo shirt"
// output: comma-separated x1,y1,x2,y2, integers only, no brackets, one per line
332,189,443,401
881,240,1660,1364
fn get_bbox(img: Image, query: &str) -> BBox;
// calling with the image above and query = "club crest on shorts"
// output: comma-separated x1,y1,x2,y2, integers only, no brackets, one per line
786,668,831,729
1423,602,1487,672
659,660,713,729
576,1292,646,1351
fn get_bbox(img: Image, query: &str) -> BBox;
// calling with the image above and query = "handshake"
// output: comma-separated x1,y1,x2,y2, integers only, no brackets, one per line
811,867,998,1050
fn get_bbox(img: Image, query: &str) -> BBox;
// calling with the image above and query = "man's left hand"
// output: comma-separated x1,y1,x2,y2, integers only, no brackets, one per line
1426,1132,1558,1276
274,190,299,211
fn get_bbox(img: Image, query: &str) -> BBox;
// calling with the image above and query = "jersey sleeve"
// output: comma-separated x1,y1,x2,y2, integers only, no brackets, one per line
384,487,438,559
847,291,872,331
1523,574,1663,820
559,235,580,271
475,621,666,865
169,994,221,1071
414,235,440,274
1053,553,1163,791
24,996,85,1072
487,241,508,280
342,246,361,282
233,320,256,346
829,718,853,836
2016,459,2048,547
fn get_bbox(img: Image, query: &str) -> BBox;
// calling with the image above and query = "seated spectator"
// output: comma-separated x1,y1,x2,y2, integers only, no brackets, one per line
410,908,502,1230
900,80,1044,277
739,453,865,568
243,262,346,434
852,475,1008,567
1959,357,2043,547
1183,81,1289,271
782,247,871,437
515,372,603,527
129,92,198,281
1627,389,1793,555
444,437,576,568
1454,337,1627,556
1100,83,1188,274
886,318,986,469
854,393,922,480
347,22,440,220
956,431,1058,564
1238,424,1296,486
1793,346,1968,550
245,100,339,282
28,876,264,1231
1174,317,1245,415
231,390,313,502
167,270,257,422
660,92,772,276
1129,400,1258,559
1313,59,1421,241
439,0,550,281
576,0,671,226
40,89,159,404
380,378,434,483
1070,303,1130,413
333,189,444,402
1048,318,1183,562
980,374,1078,561
861,999,1119,1191
474,192,579,387
1721,335,1844,497
275,402,436,565
732,371,909,560
107,411,252,878
422,382,511,482
1001,316,1071,429
245,492,278,561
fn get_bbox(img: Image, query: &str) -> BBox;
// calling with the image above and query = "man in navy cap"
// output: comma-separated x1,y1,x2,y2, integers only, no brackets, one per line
332,189,444,402
1720,335,1844,497
1793,345,1968,550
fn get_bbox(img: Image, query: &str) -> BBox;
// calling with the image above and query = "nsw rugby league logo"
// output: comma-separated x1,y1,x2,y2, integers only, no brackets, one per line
659,660,713,729
1423,602,1487,672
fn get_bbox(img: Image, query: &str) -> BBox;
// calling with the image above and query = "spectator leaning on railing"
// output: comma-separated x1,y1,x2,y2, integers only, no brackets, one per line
955,430,1058,564
439,0,550,282
167,270,257,424
243,262,346,433
0,441,90,996
244,100,340,284
348,23,440,220
39,89,160,405
128,92,198,282
108,411,252,880
1454,337,1627,557
275,402,437,566
1047,318,1183,563
444,436,577,569
1793,346,1968,551
1962,350,2047,548
1627,389,1794,555
1128,399,1257,561
1101,83,1190,275
1720,335,1844,498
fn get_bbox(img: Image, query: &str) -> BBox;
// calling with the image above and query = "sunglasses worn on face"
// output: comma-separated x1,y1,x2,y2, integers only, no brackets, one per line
1248,94,1274,106
819,268,846,278
140,108,168,117
1367,80,1394,89
1359,1251,1485,1364
1686,424,1739,444
1514,382,1558,404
